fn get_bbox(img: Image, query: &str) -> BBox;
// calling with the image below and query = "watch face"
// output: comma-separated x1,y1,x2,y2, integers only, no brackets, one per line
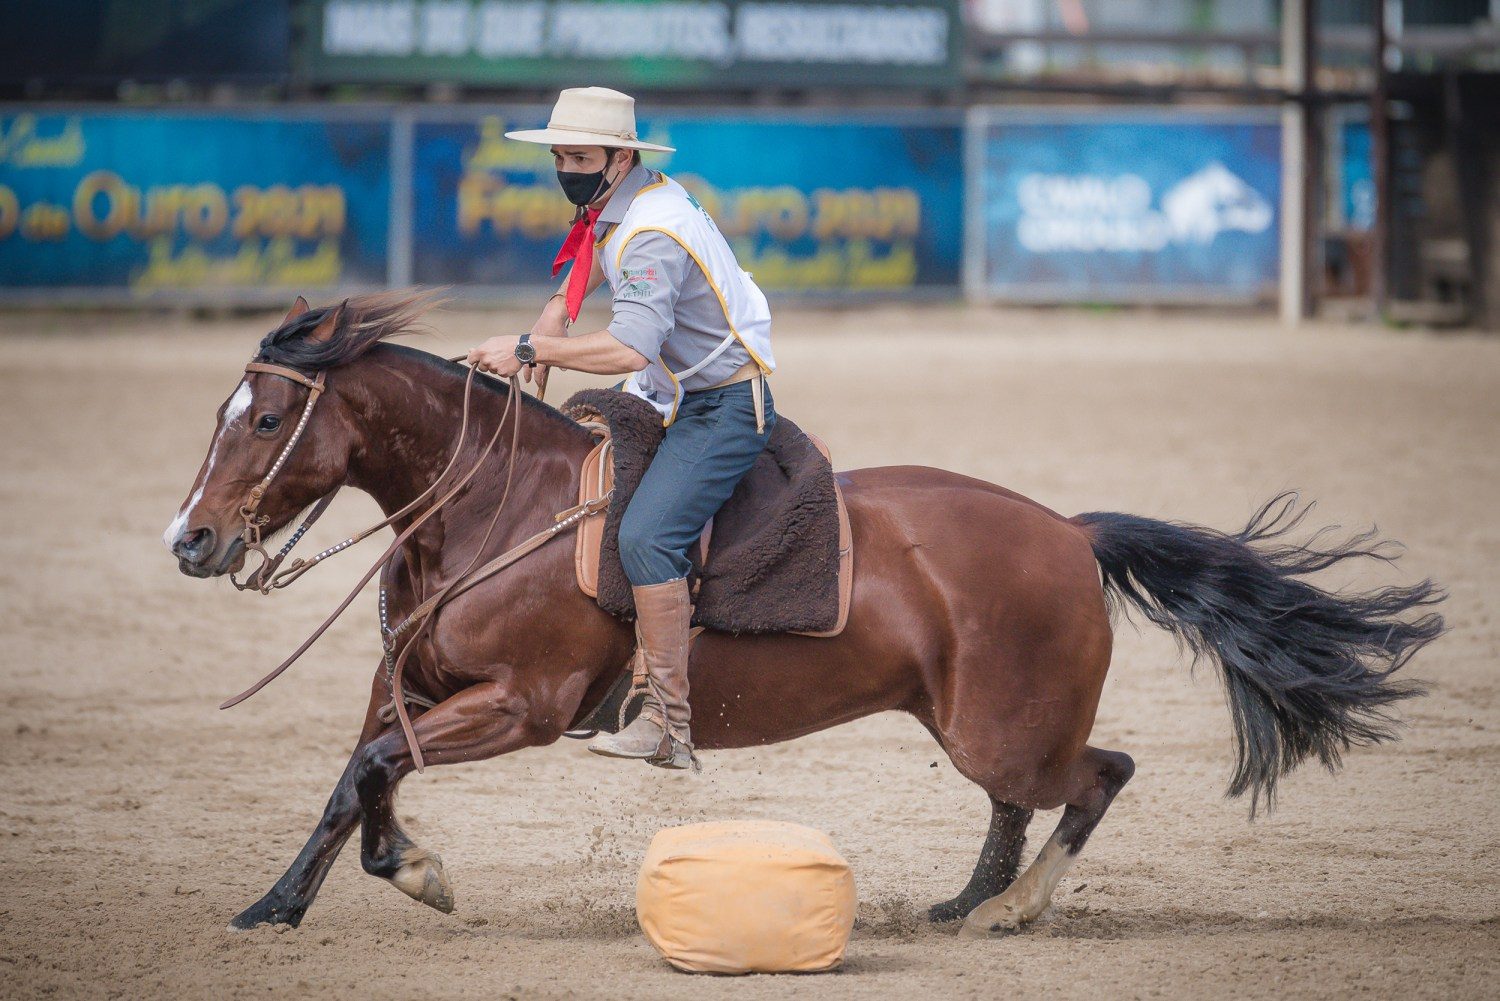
515,340,537,364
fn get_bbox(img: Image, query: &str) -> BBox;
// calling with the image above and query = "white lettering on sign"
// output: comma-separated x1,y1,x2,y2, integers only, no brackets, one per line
421,0,473,55
324,1,417,55
550,2,732,60
736,4,948,64
1019,174,1151,217
1015,162,1272,254
1018,213,1171,253
321,0,947,66
476,1,547,56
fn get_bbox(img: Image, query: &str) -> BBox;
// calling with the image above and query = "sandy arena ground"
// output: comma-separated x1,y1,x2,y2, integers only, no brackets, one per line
0,304,1496,1000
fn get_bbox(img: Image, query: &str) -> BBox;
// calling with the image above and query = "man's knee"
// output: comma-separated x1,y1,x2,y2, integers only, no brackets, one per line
618,517,672,583
616,514,650,565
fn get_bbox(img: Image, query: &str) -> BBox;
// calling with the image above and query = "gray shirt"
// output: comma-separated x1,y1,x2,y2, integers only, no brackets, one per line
596,165,753,391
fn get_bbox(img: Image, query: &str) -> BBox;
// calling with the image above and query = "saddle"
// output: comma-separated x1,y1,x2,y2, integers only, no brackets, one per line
561,388,852,637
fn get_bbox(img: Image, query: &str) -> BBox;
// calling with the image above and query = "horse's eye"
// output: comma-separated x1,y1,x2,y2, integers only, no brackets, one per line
256,414,282,433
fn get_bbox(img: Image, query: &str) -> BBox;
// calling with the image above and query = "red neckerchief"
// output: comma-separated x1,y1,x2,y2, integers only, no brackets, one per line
551,206,603,323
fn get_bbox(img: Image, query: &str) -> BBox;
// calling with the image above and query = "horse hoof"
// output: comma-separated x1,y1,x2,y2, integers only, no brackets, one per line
927,897,977,924
389,852,455,914
228,896,303,931
959,901,1024,938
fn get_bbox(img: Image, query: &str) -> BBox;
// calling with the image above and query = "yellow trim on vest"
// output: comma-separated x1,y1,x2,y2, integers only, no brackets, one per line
596,175,671,251
628,362,682,427
613,224,774,376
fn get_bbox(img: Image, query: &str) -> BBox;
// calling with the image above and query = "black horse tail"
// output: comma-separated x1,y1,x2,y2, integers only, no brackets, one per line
1075,493,1445,815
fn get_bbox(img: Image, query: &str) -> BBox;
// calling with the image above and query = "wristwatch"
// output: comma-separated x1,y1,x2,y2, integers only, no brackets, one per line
513,333,538,367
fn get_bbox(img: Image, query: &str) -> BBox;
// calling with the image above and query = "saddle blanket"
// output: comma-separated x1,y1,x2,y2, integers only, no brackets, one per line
561,388,851,636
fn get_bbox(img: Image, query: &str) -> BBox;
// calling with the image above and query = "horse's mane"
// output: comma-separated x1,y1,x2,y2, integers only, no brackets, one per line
256,289,590,436
256,290,442,370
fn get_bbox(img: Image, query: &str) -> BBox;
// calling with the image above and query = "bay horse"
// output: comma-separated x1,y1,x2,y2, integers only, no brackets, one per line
163,294,1444,935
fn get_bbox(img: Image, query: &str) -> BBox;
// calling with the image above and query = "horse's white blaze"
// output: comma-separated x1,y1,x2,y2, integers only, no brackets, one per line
224,380,253,423
162,380,252,550
162,509,191,549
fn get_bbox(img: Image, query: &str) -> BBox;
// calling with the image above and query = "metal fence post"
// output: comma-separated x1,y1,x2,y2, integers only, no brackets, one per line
388,109,415,289
963,105,988,306
1279,0,1314,327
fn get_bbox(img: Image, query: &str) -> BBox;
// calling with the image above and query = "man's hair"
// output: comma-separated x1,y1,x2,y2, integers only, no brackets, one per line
606,146,642,167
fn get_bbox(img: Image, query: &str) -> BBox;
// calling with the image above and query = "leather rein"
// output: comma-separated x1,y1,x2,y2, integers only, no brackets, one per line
219,357,609,772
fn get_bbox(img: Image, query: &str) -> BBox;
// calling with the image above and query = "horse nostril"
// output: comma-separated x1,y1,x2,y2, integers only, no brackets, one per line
174,526,216,561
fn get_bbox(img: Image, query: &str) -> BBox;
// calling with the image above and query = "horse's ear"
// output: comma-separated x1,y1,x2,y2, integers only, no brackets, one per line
282,295,311,325
305,300,346,345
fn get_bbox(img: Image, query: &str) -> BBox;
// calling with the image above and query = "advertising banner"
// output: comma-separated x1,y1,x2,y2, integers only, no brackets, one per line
1336,118,1374,231
972,111,1282,303
0,110,390,300
300,0,961,89
412,110,963,293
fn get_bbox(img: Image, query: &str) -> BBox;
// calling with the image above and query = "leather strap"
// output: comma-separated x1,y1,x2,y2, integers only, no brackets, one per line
701,359,761,391
233,355,533,594
244,361,321,390
229,366,327,592
750,372,765,434
388,495,611,631
381,377,527,769
222,366,515,713
221,361,605,774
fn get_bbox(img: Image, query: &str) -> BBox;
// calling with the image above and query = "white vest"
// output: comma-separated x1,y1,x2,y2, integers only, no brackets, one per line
599,174,775,425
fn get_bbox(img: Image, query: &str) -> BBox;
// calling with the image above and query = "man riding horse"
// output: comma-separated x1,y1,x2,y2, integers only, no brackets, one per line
468,87,776,771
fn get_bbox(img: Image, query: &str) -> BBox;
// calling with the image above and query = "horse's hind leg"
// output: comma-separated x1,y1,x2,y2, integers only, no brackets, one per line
961,747,1134,937
354,680,550,914
929,797,1033,923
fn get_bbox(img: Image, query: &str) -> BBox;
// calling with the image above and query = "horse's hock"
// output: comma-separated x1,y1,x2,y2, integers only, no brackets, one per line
635,821,857,974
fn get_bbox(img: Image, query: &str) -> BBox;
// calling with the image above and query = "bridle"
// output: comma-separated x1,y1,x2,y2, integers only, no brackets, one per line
216,354,610,771
228,356,484,597
229,362,331,594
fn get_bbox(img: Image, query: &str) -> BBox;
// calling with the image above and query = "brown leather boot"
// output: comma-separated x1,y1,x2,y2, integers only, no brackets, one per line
587,578,697,770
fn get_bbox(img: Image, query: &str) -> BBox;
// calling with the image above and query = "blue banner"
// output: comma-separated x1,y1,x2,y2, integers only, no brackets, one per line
1339,119,1374,231
976,114,1282,302
412,112,962,293
0,111,390,295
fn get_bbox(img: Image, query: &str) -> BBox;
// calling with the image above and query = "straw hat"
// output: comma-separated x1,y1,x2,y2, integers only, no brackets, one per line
505,87,675,153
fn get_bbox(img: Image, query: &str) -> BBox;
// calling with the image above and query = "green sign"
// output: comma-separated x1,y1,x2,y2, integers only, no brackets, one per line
297,0,961,88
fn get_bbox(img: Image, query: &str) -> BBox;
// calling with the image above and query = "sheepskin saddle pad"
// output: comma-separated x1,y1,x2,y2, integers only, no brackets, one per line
561,388,851,637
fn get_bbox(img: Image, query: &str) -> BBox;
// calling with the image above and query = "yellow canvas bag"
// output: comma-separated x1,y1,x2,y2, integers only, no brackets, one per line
635,820,857,974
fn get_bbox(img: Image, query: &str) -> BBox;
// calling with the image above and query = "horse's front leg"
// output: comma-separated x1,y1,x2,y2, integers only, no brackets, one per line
229,672,391,930
354,679,553,914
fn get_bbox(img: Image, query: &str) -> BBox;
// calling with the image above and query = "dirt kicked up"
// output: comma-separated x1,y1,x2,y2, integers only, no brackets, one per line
1,304,1496,1000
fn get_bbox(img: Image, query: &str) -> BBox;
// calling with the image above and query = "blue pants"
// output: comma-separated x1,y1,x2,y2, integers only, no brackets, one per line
618,379,777,586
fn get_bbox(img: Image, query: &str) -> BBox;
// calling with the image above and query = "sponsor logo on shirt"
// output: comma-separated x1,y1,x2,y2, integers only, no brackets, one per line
620,265,658,299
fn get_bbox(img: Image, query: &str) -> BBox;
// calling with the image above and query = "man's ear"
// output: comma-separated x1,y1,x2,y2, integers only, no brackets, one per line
282,295,310,325
306,300,346,344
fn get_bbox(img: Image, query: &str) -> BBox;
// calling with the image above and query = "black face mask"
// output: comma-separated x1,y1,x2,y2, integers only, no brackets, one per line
557,158,620,207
